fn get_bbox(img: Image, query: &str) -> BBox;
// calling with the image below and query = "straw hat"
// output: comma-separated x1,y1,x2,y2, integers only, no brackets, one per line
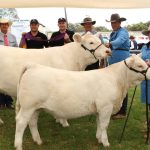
106,13,126,22
0,18,12,26
80,17,96,26
142,25,150,36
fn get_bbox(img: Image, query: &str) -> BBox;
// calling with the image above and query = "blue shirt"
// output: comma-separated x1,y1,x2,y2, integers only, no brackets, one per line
141,44,150,60
141,42,150,104
0,32,18,47
108,27,130,65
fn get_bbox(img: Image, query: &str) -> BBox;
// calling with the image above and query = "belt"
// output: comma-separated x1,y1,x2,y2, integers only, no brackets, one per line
115,48,129,51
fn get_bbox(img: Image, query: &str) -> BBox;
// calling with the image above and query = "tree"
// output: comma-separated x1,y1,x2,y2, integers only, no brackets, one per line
0,8,19,20
68,23,110,32
126,21,150,31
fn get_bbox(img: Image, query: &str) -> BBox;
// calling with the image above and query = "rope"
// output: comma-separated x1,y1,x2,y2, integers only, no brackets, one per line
119,86,137,143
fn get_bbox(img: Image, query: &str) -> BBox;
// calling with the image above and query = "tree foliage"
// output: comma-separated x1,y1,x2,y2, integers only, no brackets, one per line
126,21,150,31
0,8,19,20
68,23,110,32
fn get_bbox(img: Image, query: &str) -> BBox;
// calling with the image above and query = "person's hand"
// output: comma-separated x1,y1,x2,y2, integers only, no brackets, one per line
64,33,69,40
145,59,150,66
22,32,26,36
64,33,71,44
105,43,111,48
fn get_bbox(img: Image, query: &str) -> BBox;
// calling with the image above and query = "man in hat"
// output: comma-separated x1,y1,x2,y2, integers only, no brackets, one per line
140,25,150,137
19,19,49,49
81,16,97,35
0,18,18,109
105,13,130,119
81,16,104,70
49,18,74,47
0,18,18,47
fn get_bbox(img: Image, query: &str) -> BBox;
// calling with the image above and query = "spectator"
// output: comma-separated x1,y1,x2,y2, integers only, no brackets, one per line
0,18,18,109
19,19,49,49
80,16,104,70
140,25,150,137
105,13,130,119
49,18,74,47
129,35,138,50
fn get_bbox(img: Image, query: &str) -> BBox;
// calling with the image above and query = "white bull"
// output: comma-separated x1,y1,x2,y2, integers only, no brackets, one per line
15,55,150,150
0,32,110,124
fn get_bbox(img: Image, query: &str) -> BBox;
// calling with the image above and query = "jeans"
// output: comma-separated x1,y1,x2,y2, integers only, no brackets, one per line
0,93,13,107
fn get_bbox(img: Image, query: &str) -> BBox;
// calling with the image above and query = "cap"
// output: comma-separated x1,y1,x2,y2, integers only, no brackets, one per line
58,18,66,23
30,19,39,24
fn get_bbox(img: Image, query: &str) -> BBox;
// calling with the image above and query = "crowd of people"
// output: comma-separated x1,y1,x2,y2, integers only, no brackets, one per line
0,13,150,137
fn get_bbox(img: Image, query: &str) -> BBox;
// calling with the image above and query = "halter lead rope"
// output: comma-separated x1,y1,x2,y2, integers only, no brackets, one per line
119,60,150,143
81,43,102,60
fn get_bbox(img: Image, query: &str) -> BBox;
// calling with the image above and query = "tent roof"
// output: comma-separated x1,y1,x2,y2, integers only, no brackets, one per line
0,0,150,8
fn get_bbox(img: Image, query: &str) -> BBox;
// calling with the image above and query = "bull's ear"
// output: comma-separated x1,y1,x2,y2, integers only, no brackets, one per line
128,55,135,67
73,33,82,43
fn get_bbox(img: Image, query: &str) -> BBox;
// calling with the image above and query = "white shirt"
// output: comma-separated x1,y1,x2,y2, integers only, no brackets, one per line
0,32,18,47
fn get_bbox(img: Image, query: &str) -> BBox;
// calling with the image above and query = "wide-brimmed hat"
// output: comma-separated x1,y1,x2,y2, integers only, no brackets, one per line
80,17,96,26
106,13,126,23
142,25,150,36
0,18,12,26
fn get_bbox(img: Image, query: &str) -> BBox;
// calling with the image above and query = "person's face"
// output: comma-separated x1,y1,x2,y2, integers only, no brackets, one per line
58,21,67,31
30,23,39,32
83,22,93,32
111,21,121,31
0,23,9,33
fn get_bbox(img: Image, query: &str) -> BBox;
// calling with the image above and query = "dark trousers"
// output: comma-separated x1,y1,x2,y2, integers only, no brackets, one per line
85,60,99,70
0,93,13,107
117,94,128,115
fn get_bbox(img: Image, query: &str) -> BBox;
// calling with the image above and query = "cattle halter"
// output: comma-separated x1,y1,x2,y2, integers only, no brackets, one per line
123,59,150,143
124,60,149,79
81,43,102,59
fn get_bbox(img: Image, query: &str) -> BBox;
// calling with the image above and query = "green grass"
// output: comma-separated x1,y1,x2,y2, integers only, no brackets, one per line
0,86,150,150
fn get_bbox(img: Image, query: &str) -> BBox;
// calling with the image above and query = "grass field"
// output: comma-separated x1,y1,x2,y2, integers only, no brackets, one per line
0,86,150,150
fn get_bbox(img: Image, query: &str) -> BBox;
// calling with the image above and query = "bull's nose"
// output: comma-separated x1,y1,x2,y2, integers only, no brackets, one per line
106,50,112,56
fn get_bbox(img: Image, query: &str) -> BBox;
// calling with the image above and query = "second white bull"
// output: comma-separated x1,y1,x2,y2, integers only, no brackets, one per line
15,55,150,150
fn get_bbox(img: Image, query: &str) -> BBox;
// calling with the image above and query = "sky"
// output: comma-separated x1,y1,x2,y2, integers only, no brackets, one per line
16,8,150,31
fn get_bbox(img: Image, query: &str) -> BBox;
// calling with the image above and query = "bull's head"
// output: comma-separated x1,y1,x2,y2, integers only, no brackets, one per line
125,54,150,87
73,32,111,62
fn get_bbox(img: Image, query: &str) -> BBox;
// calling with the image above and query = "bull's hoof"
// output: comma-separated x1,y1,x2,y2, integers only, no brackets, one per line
34,139,43,145
62,122,70,127
0,119,4,125
102,141,110,147
97,138,102,144
15,145,22,150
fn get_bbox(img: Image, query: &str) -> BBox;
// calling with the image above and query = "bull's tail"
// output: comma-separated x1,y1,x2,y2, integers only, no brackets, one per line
16,63,35,115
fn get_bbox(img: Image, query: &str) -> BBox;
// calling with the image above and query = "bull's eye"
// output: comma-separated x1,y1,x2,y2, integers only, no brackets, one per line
90,42,94,44
138,65,143,68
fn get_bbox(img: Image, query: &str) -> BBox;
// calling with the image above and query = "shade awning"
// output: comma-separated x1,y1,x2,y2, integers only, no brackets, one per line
0,0,150,8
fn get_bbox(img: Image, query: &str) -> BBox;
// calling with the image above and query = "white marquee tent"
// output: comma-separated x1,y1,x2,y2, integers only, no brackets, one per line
0,0,150,8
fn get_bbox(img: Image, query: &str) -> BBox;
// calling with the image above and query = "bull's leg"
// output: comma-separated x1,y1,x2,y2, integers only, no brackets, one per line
96,104,113,147
28,111,42,145
0,118,4,125
96,114,102,143
56,119,69,127
15,109,34,150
